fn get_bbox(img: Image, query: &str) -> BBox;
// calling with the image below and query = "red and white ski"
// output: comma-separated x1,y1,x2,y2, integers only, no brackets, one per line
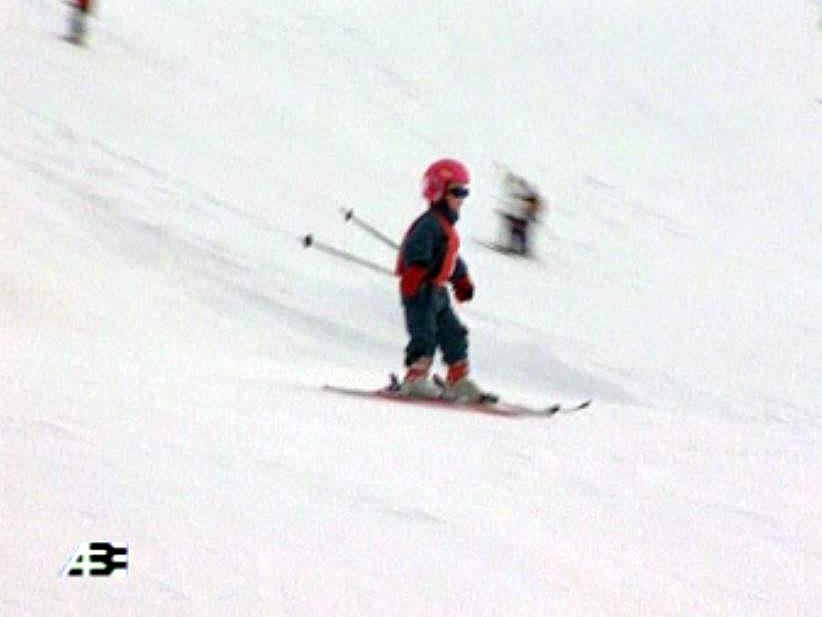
323,377,591,418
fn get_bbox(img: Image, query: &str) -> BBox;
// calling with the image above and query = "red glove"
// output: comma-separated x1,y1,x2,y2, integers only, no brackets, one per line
400,264,428,298
452,275,474,302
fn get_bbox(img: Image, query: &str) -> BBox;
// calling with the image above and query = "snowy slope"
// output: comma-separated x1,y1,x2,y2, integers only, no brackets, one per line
2,1,821,616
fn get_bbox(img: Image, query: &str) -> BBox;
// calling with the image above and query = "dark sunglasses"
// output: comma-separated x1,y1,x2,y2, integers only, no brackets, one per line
448,186,470,198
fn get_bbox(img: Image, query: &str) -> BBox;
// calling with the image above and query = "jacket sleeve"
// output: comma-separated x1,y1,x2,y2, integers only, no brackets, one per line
402,216,438,269
449,256,468,282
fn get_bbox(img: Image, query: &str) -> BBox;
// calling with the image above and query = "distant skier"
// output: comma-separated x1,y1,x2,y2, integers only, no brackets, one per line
66,0,93,45
497,171,546,256
395,158,484,402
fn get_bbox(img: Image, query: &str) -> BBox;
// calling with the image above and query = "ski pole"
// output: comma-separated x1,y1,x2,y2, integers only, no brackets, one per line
339,208,400,250
301,234,395,277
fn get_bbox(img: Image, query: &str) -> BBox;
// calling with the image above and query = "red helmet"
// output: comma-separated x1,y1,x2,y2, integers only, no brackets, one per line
421,158,470,202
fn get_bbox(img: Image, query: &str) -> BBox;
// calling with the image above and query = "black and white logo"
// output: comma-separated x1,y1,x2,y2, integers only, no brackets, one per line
61,542,129,577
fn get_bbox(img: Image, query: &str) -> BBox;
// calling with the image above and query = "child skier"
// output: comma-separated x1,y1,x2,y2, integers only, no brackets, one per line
395,158,484,402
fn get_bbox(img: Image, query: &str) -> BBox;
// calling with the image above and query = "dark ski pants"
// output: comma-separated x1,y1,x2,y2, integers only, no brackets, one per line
402,284,468,367
504,214,529,255
68,7,88,44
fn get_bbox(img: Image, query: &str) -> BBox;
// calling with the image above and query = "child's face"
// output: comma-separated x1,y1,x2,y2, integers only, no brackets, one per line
444,183,469,213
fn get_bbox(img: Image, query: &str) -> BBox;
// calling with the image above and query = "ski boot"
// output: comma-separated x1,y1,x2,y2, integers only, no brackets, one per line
399,356,442,399
441,360,484,403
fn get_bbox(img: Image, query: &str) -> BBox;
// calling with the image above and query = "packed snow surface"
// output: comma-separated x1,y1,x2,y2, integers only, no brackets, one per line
2,2,821,615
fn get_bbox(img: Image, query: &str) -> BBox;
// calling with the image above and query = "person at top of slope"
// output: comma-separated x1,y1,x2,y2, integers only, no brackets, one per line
395,158,485,402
